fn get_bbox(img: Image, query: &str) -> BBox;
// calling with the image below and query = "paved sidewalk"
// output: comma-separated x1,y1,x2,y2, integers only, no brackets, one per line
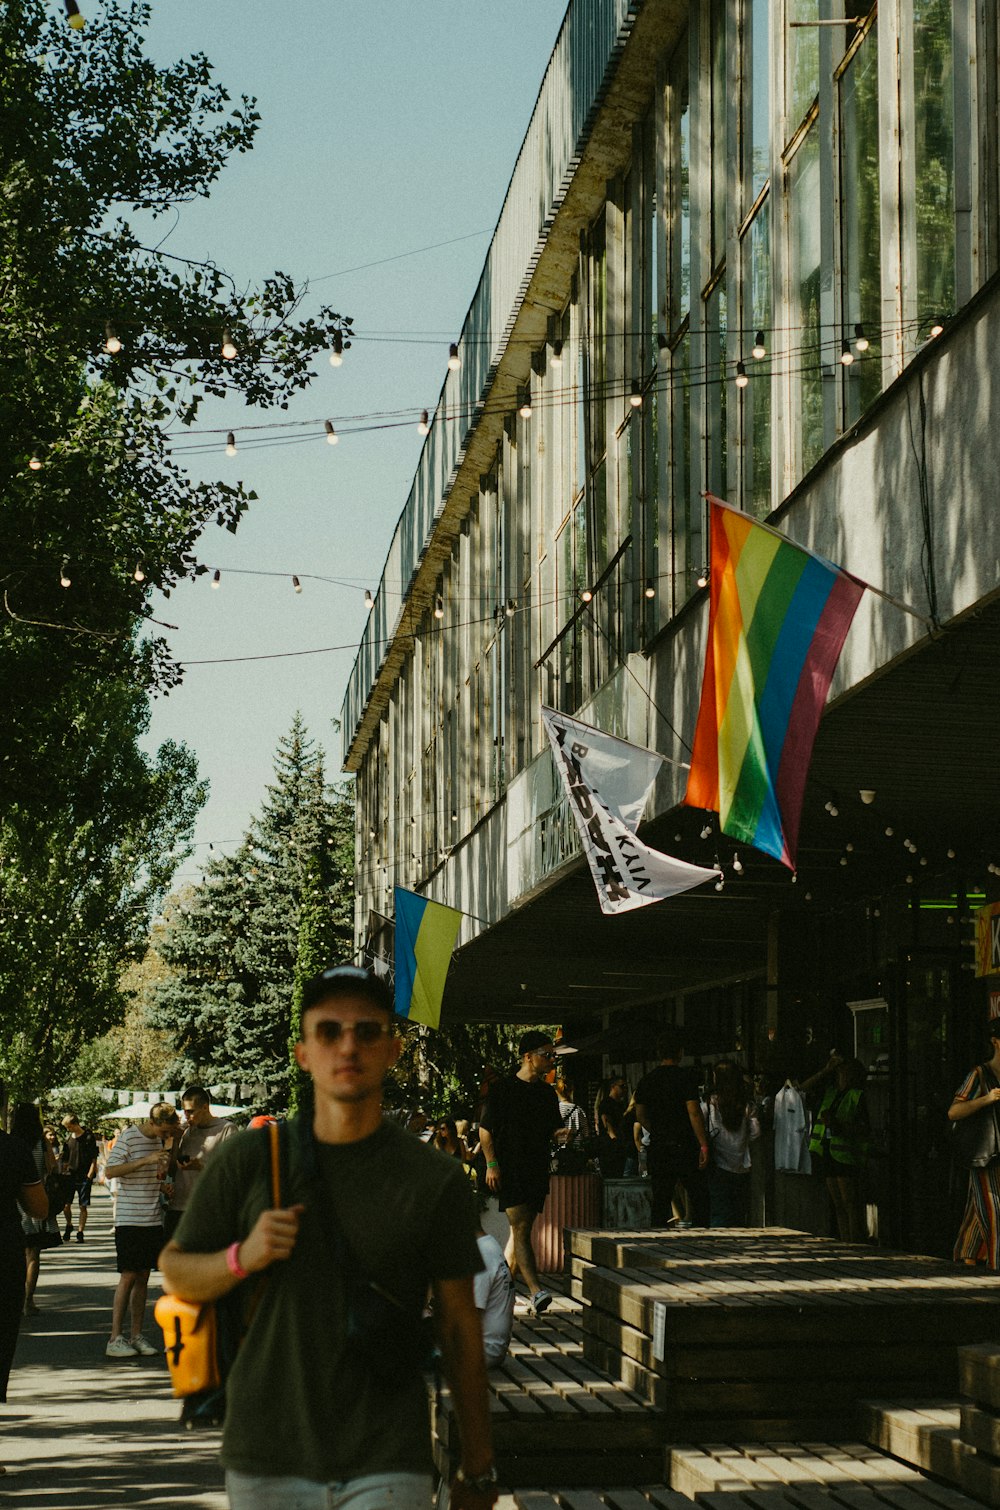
2,1186,227,1509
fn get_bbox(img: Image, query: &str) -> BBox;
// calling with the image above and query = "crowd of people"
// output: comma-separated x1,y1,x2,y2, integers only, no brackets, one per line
5,993,1000,1504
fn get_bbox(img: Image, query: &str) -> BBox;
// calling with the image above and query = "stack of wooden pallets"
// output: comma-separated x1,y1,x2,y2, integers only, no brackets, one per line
430,1290,668,1487
567,1227,1000,1442
958,1342,1000,1505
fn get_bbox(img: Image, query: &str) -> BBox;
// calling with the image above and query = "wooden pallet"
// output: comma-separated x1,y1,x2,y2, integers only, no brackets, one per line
857,1399,966,1486
431,1291,668,1487
958,1342,1000,1506
667,1440,984,1507
567,1228,1000,1441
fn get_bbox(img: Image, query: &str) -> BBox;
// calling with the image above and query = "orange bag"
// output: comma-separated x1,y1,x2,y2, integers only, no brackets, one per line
155,1120,282,1400
154,1292,221,1395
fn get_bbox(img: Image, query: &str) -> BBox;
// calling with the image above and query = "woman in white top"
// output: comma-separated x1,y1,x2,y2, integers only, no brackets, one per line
702,1062,760,1228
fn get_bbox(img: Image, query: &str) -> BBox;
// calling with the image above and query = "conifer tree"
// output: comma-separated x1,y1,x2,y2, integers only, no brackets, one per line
151,717,354,1107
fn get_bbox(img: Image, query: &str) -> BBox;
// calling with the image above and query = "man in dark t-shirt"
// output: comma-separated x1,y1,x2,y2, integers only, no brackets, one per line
161,965,497,1510
59,1114,98,1242
479,1030,567,1317
635,1025,709,1226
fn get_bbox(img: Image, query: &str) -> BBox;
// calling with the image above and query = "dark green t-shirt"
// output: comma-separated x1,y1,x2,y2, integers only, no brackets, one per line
174,1116,481,1482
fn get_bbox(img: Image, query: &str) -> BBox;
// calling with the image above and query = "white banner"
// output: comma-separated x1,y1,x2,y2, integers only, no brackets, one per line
542,708,720,915
540,706,662,834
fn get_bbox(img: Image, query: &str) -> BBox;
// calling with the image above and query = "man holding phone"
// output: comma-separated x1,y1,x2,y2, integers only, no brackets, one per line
162,1085,236,1243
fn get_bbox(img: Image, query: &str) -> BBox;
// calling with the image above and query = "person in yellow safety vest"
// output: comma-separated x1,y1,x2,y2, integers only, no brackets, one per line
803,1052,871,1243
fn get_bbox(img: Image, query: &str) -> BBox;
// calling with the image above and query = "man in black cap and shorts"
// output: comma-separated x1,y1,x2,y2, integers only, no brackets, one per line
478,1031,567,1317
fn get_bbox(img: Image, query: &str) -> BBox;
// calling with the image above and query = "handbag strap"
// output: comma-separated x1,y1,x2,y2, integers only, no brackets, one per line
267,1119,283,1206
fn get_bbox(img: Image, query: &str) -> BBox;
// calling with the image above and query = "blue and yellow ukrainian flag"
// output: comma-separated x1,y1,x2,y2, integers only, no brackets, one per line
393,887,463,1030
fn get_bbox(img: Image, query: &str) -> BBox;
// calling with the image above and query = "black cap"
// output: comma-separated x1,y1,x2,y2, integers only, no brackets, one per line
300,965,394,1018
518,1029,554,1057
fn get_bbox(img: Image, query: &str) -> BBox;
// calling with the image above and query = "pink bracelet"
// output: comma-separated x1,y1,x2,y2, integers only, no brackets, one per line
225,1241,248,1280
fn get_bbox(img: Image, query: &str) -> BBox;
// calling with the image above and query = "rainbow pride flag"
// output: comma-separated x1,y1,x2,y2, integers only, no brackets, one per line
684,497,865,868
393,887,463,1030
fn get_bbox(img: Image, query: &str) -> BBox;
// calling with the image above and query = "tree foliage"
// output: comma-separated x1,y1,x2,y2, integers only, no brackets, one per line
151,718,354,1108
0,3,352,1098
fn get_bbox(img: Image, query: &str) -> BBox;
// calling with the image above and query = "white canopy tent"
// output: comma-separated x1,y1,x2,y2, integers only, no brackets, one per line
106,1102,246,1121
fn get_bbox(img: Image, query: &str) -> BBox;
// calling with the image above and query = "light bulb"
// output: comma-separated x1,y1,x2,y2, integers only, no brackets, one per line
846,842,854,853
104,321,121,354
64,0,85,27
221,329,237,361
629,379,643,408
700,824,712,840
735,360,748,389
644,579,655,600
929,319,944,338
211,569,221,589
854,323,869,353
59,565,71,588
696,566,709,589
947,848,956,860
519,392,532,420
840,856,848,866
28,454,42,471
859,788,876,805
418,409,430,435
715,878,725,892
884,825,894,837
752,330,766,360
226,432,237,457
829,804,839,817
840,338,854,366
550,340,563,366
329,331,344,366
448,342,461,371
292,576,302,594
325,420,338,445
580,587,593,603
133,563,145,583
732,853,743,874
434,595,444,619
364,589,373,610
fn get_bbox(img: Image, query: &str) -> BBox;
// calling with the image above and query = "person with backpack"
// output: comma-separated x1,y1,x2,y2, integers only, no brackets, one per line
701,1062,760,1227
160,964,496,1510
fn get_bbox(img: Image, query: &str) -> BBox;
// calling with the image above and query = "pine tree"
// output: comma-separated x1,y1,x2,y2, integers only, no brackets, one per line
151,716,355,1109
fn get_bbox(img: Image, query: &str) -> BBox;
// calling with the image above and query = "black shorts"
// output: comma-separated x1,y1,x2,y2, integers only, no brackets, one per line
114,1224,164,1273
73,1178,94,1208
499,1166,549,1215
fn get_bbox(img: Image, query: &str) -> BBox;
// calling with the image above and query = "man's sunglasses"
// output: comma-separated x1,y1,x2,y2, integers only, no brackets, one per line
310,1019,393,1045
533,1048,557,1061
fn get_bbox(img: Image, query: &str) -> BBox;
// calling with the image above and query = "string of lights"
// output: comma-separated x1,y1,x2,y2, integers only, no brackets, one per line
21,308,947,473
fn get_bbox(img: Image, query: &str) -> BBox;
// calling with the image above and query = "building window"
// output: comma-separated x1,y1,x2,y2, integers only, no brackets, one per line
786,118,823,483
786,0,819,134
839,21,881,425
912,0,956,334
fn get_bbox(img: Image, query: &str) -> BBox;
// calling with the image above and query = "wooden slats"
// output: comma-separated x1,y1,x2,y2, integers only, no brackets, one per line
666,1442,986,1509
567,1227,1000,1442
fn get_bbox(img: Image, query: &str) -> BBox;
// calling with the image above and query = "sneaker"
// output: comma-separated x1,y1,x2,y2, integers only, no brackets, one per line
62,1225,73,1243
75,1231,85,1243
105,1335,137,1359
529,1289,553,1317
129,1333,158,1357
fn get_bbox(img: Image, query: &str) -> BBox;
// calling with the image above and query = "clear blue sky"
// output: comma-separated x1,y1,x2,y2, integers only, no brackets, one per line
138,1,565,881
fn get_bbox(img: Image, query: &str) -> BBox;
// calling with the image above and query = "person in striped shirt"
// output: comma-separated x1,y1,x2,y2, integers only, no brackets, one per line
104,1103,179,1359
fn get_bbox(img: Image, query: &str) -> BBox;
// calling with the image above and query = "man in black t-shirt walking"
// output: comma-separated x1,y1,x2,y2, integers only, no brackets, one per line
479,1031,568,1317
59,1113,99,1243
635,1026,709,1226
